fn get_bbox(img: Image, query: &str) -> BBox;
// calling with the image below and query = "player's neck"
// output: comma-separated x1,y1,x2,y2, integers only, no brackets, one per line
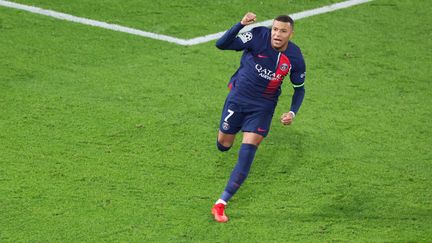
272,43,288,52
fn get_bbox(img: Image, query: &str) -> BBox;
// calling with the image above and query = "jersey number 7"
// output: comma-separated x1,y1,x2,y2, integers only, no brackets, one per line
224,109,235,122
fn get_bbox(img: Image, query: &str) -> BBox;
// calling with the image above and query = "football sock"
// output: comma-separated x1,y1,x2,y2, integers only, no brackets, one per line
220,143,257,202
217,140,231,152
215,199,227,205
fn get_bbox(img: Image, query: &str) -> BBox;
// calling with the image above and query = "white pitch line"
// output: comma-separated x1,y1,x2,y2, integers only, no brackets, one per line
187,0,372,45
0,0,189,45
0,0,372,46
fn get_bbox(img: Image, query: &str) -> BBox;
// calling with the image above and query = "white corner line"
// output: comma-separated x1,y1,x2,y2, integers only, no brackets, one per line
0,0,372,46
186,0,372,45
0,0,189,45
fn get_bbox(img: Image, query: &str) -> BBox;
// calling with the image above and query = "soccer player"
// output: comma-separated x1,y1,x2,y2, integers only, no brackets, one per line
211,12,306,223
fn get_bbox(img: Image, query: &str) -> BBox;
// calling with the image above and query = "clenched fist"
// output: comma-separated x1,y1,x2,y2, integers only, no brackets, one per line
241,12,257,25
280,111,295,126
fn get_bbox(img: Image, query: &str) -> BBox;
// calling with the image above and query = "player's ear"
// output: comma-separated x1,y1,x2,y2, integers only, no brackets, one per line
289,31,295,39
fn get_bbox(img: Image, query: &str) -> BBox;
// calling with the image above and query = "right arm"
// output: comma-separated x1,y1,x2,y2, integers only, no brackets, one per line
215,12,256,51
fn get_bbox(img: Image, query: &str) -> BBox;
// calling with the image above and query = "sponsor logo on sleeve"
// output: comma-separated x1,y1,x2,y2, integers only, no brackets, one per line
239,32,253,43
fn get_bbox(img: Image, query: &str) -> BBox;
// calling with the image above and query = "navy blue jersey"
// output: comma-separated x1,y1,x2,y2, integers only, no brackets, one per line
216,22,306,113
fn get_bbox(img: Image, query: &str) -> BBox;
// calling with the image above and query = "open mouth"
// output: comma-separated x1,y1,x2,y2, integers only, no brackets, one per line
273,38,282,44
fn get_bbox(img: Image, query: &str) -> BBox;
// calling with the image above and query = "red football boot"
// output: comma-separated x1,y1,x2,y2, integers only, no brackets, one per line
211,203,228,223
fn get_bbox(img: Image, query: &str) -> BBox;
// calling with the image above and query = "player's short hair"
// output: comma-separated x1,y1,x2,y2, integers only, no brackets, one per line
274,15,294,29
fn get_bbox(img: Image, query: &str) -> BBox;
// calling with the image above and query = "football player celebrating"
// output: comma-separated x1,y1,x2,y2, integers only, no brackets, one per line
212,12,306,222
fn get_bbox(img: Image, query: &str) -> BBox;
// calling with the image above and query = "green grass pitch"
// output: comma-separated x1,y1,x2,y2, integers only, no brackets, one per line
1,0,431,241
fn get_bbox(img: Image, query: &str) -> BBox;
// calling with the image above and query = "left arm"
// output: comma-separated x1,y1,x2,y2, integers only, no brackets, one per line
281,60,306,125
289,84,305,114
280,86,305,125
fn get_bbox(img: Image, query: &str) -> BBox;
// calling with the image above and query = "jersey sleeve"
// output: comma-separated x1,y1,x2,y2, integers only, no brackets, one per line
290,57,306,88
289,55,306,114
215,22,257,51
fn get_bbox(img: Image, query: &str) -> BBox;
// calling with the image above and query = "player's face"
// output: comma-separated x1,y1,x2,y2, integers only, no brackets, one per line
271,20,293,51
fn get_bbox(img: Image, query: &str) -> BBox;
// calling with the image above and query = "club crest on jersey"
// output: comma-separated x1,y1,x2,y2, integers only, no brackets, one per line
239,32,253,43
222,122,230,130
280,63,289,71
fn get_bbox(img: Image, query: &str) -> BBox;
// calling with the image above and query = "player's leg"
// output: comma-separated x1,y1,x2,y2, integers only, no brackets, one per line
212,102,244,222
212,111,272,222
217,110,272,201
218,132,263,203
212,133,262,223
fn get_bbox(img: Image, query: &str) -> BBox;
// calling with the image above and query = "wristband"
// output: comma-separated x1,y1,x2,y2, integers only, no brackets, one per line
288,111,296,118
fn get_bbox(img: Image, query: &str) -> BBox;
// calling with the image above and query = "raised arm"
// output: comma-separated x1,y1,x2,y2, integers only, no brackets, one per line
215,12,256,51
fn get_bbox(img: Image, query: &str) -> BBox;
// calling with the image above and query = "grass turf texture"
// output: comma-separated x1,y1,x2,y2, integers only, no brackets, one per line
7,0,343,38
1,0,431,241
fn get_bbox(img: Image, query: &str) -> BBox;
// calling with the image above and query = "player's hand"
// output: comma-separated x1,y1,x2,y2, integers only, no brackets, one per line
280,112,295,126
241,12,257,25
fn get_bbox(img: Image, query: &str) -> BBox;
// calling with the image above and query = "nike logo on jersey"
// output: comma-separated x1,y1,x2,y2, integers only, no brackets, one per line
257,54,269,58
257,128,267,132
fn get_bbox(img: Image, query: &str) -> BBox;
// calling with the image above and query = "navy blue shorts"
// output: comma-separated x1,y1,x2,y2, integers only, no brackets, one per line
219,100,274,137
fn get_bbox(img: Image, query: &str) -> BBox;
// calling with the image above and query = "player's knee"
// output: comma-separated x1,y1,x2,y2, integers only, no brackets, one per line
217,141,231,152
